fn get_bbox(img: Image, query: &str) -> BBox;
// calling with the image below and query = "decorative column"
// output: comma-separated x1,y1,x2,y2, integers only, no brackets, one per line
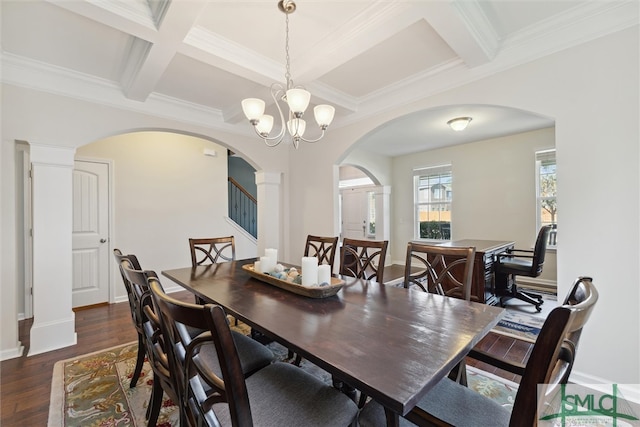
28,144,77,355
255,171,282,258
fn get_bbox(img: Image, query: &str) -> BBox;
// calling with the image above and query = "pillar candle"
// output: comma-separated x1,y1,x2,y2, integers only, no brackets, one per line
254,260,262,273
317,264,331,286
301,256,318,287
260,256,274,273
265,248,278,264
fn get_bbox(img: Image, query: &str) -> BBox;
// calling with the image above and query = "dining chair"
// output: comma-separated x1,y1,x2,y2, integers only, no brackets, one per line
189,236,236,266
113,249,146,388
469,276,594,383
120,259,177,427
148,278,359,427
305,234,339,270
334,238,389,398
189,236,239,324
402,242,476,388
358,277,599,427
403,242,476,301
287,234,340,364
340,237,388,282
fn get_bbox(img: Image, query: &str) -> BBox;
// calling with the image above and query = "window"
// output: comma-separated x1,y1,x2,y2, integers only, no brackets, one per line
536,150,557,247
367,191,376,236
414,165,452,240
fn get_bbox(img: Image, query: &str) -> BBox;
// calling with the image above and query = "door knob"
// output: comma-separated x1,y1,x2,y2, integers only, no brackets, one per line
100,238,107,243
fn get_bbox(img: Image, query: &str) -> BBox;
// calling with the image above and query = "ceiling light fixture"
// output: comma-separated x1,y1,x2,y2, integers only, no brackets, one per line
447,117,472,131
241,0,335,149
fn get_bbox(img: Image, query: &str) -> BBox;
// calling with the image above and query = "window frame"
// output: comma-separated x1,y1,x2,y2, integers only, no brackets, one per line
413,164,453,242
535,149,557,248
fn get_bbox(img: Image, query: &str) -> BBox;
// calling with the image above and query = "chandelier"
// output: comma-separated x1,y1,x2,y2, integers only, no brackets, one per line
241,0,335,149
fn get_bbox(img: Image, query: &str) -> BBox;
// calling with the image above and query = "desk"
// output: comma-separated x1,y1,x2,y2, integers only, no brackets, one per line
438,239,514,305
163,259,504,423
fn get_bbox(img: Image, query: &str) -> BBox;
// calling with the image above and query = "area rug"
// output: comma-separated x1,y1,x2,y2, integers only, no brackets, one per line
493,309,546,342
50,342,518,426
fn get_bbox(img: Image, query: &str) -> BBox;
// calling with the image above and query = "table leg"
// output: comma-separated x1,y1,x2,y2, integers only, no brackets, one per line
384,408,400,427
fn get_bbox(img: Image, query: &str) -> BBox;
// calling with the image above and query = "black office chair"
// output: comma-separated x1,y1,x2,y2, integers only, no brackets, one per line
494,225,553,312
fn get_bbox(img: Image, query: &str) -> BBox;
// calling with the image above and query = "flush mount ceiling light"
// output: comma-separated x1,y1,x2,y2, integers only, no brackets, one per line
241,0,335,149
447,117,472,131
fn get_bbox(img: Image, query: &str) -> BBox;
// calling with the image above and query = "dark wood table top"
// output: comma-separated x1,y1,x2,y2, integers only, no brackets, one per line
162,258,505,417
438,239,515,253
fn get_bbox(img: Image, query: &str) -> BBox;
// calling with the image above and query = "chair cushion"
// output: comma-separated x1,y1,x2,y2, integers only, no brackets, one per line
213,362,358,426
497,257,534,274
198,330,275,377
359,376,511,427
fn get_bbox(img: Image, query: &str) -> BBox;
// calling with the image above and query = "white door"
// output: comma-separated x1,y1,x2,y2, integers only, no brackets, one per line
341,188,368,240
72,160,110,307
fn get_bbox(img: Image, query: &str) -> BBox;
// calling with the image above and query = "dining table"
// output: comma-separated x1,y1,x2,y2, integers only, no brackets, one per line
162,258,505,426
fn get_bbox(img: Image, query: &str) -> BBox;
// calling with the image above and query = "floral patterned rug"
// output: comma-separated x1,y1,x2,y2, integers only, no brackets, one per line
49,342,518,426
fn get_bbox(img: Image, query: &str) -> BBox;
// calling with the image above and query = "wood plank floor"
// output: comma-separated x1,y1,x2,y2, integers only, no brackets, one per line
0,289,537,426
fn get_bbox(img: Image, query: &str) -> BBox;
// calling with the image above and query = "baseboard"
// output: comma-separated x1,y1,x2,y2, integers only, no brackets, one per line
28,316,77,356
516,277,557,295
570,369,640,404
0,342,25,361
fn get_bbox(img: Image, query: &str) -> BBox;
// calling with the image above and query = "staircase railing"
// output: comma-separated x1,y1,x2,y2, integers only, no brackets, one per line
228,177,257,238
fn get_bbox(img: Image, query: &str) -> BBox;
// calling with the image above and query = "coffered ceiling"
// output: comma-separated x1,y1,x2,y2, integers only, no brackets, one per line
1,1,636,155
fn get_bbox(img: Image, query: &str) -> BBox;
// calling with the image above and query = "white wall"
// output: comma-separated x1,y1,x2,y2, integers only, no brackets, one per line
390,127,557,283
76,132,258,302
288,27,639,386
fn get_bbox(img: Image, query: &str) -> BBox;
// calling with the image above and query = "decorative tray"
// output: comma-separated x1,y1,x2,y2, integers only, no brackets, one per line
242,264,344,298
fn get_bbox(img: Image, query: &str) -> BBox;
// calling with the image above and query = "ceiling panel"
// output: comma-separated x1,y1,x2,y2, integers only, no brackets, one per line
2,1,131,81
318,19,458,98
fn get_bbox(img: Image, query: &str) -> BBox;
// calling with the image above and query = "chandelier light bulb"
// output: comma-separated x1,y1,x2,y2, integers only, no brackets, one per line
286,88,311,116
256,115,274,136
314,105,335,128
241,98,266,121
287,118,306,137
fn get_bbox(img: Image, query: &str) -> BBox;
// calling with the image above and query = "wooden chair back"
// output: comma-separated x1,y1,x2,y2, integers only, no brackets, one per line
403,242,476,301
510,277,598,426
148,278,252,427
304,235,339,270
113,249,144,332
121,262,178,426
189,236,236,267
340,238,388,282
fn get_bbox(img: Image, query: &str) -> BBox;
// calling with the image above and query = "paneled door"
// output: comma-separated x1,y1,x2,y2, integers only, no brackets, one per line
341,187,369,240
72,160,110,307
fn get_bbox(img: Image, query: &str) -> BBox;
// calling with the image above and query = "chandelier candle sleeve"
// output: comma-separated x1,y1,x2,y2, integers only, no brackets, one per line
301,257,319,287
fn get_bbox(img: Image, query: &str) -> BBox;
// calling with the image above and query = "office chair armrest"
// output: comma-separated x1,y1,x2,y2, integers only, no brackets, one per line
496,250,535,260
467,349,526,377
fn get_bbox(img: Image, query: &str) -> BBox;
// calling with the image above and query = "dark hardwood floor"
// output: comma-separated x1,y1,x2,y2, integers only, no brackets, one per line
0,289,537,426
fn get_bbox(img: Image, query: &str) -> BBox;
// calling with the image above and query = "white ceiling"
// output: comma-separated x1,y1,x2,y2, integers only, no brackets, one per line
1,0,635,156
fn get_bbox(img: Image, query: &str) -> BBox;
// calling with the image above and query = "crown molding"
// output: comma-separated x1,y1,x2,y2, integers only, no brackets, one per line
1,52,240,133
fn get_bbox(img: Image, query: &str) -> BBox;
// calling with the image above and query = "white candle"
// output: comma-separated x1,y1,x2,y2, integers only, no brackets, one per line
254,260,261,273
265,248,278,264
301,256,318,287
317,264,331,286
260,256,274,273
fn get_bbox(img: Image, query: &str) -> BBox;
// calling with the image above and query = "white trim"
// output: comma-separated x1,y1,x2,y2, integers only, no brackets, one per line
569,370,640,405
224,216,257,244
0,343,25,361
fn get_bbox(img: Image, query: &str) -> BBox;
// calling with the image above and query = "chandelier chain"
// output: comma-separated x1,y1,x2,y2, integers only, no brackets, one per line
285,12,291,89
